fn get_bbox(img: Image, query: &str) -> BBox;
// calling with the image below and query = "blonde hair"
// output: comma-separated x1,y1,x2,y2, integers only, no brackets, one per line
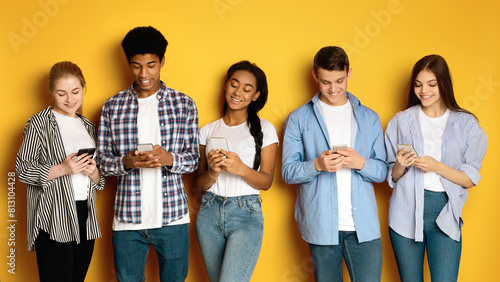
48,61,86,93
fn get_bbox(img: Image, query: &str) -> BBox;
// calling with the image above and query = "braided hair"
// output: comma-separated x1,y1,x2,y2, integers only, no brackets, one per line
223,61,268,170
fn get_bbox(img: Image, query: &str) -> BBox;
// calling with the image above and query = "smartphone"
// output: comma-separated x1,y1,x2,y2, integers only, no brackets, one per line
332,144,348,153
397,144,418,156
210,137,229,151
77,148,96,157
137,143,154,153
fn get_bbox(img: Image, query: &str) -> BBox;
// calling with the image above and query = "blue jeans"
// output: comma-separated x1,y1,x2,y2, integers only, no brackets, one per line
112,224,189,282
390,190,461,282
196,192,264,282
309,232,382,282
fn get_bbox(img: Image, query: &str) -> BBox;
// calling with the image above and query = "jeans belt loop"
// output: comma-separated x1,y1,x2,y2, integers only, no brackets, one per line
207,191,216,204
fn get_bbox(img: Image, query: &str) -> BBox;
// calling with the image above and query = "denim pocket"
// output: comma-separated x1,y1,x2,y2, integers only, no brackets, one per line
200,193,212,209
242,199,262,214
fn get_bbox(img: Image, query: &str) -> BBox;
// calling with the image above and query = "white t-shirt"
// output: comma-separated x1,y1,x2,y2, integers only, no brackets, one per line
318,99,355,231
53,110,95,201
419,106,450,192
199,118,279,197
113,93,189,231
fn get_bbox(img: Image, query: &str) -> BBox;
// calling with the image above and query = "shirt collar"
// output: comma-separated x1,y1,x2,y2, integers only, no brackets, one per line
129,81,167,100
310,91,359,108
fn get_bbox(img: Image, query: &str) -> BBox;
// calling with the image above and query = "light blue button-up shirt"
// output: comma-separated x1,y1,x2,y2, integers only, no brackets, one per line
282,92,388,245
385,105,487,242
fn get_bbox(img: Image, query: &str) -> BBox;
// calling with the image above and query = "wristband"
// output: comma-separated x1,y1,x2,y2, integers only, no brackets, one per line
208,168,218,180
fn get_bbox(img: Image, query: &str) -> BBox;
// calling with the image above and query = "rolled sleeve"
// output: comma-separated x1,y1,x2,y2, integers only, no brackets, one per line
91,171,106,191
384,116,400,188
460,119,487,186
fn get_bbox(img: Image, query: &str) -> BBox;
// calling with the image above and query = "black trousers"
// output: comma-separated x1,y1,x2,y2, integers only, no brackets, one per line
35,200,95,282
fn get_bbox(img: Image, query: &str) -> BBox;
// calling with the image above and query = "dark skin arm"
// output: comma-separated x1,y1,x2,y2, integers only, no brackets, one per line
195,144,278,192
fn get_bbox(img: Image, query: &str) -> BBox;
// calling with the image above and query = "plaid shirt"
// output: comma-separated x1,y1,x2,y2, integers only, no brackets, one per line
96,82,199,225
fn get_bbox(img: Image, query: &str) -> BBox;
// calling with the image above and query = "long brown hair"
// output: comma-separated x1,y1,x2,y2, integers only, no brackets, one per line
406,54,476,119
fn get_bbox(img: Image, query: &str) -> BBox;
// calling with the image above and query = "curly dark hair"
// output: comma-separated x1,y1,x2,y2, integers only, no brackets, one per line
121,26,168,63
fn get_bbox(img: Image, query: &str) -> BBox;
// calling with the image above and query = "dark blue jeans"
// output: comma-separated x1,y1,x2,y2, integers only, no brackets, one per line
390,190,461,282
309,232,382,282
112,224,189,282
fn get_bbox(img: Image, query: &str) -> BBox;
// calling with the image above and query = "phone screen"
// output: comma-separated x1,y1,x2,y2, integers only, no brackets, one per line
332,144,348,153
210,137,229,151
397,144,417,156
77,148,96,157
137,143,154,153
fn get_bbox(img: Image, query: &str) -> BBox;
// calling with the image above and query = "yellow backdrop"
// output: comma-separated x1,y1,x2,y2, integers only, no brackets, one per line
1,0,499,281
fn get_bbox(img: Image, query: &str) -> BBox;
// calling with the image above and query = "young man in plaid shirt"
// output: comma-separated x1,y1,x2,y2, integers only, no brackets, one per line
96,26,200,282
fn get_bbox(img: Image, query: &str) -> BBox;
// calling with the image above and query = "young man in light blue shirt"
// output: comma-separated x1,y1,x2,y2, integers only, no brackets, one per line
281,46,388,282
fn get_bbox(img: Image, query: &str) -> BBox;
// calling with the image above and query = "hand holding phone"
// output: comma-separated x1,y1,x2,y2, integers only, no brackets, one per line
397,144,418,157
210,137,229,152
332,144,348,153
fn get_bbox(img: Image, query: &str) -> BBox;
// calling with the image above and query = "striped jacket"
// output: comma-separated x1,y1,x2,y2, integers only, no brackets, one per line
16,107,105,251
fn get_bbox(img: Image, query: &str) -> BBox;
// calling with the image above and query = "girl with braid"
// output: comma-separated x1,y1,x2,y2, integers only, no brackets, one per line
195,61,278,282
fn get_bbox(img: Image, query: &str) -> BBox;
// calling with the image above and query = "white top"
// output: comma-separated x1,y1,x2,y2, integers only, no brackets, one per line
318,99,355,231
53,110,94,201
419,106,450,192
199,118,279,197
113,93,189,231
